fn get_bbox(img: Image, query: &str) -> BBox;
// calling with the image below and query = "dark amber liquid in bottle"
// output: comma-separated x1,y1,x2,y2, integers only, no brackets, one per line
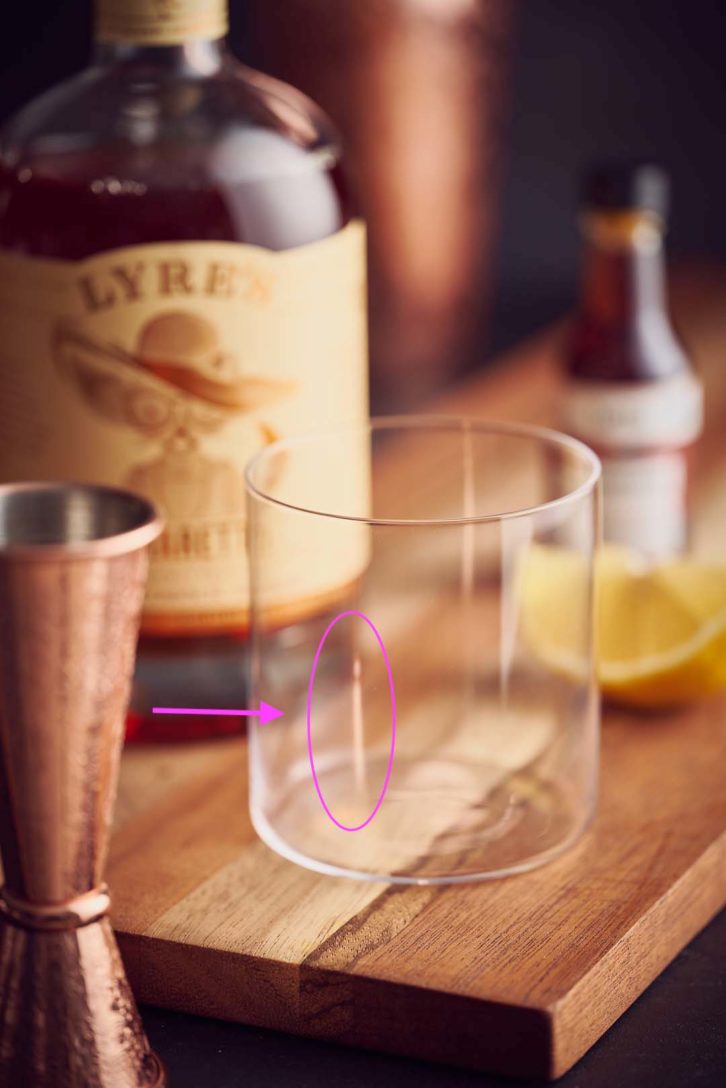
0,145,350,742
568,212,687,384
0,147,348,258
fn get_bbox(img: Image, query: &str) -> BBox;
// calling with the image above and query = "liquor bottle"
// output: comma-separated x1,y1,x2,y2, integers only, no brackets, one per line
563,163,703,558
0,0,368,740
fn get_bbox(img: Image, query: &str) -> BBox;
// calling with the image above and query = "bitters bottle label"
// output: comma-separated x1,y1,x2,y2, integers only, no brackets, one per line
563,373,703,556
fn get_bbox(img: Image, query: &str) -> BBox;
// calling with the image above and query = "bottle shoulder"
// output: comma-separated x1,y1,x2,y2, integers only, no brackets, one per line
1,54,341,178
0,54,350,257
567,311,693,383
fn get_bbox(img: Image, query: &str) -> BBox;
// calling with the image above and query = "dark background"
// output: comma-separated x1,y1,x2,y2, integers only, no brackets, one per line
1,0,725,357
493,0,726,351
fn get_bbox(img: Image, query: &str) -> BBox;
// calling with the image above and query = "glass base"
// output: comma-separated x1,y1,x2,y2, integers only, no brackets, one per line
251,753,593,885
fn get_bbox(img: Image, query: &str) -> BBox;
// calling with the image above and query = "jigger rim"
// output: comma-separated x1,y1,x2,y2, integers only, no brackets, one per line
0,481,163,560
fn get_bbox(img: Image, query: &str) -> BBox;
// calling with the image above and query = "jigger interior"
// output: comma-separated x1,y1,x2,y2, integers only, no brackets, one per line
0,481,160,553
0,482,165,1088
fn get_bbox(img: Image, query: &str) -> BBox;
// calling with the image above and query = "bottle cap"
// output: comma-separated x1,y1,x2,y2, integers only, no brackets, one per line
581,162,669,218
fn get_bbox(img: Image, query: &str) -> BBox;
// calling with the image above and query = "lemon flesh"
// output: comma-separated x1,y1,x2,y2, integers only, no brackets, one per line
521,545,726,708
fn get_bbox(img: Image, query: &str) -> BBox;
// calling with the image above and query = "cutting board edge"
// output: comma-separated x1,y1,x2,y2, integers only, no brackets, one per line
118,929,559,1079
549,830,726,1077
118,930,302,1033
117,826,726,1081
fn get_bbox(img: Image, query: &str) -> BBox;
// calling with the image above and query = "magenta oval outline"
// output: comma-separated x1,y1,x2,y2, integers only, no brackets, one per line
307,609,396,832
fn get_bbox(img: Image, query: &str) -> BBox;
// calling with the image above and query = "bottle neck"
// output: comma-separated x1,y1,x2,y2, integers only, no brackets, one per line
578,211,667,330
93,0,229,74
93,38,227,77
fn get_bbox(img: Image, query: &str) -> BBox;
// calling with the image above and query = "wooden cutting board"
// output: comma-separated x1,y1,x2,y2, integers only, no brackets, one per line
109,265,726,1080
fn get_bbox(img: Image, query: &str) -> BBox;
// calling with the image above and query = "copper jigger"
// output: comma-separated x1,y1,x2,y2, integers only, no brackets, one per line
0,483,165,1087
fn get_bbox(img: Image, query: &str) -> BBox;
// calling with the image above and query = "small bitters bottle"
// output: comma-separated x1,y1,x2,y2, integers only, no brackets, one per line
563,162,703,558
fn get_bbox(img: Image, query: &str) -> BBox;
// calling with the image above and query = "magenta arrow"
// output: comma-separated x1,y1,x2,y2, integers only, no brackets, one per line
152,701,284,725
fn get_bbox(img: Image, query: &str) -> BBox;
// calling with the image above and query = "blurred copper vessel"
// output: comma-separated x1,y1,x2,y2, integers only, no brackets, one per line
0,483,164,1087
240,0,515,407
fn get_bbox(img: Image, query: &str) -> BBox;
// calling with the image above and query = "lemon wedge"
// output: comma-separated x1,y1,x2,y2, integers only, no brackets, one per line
521,544,726,708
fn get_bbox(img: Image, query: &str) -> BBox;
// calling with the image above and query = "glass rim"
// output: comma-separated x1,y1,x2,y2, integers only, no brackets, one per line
244,415,602,527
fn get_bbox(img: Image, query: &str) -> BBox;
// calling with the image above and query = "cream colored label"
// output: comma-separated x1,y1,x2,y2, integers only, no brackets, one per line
600,451,688,557
563,373,703,449
96,0,228,45
562,375,700,557
0,223,369,632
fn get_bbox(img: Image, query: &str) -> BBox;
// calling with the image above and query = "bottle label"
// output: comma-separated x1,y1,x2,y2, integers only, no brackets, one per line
600,450,689,557
0,223,369,632
562,374,701,557
95,1,228,46
562,373,703,449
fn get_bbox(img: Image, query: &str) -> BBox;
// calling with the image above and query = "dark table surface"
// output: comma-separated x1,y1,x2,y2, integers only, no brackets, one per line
142,907,725,1088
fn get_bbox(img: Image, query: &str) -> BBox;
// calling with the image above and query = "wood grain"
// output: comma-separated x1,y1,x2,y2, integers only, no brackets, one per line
109,263,726,1079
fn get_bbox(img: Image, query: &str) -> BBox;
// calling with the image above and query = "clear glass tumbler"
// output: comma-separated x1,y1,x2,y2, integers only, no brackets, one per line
246,418,601,883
